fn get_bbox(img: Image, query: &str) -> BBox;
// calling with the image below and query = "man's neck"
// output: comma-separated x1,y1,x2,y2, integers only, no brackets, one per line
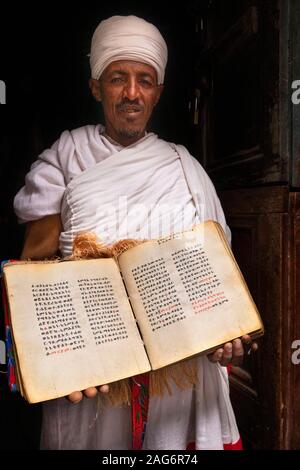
102,132,124,147
103,129,147,147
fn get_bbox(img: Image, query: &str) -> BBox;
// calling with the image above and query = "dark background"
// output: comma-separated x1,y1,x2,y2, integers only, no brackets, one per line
0,1,201,449
1,0,299,451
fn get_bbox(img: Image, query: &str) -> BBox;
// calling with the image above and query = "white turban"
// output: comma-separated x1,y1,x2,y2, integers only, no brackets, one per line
90,15,168,85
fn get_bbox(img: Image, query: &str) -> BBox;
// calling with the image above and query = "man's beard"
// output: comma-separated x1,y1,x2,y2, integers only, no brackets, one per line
115,99,145,140
115,126,144,140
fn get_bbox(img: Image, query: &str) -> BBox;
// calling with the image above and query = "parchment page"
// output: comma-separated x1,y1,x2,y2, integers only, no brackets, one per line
3,258,150,403
118,221,263,369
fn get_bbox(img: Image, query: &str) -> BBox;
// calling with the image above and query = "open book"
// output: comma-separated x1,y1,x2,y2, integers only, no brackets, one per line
2,221,264,403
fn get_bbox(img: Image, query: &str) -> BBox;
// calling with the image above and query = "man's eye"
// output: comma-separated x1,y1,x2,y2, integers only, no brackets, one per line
111,77,124,84
139,79,153,87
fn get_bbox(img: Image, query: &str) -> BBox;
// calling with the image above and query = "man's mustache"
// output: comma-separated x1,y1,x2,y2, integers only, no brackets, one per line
117,99,144,112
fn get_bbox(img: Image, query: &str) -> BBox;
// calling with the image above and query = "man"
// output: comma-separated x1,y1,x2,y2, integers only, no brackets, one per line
14,15,256,450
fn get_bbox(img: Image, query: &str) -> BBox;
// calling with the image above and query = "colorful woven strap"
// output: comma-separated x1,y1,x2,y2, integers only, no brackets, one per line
131,373,150,450
1,260,18,392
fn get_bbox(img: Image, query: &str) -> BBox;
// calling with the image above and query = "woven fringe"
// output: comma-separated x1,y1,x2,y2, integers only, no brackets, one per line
111,239,144,258
68,232,112,260
149,358,198,396
103,379,132,407
68,232,197,406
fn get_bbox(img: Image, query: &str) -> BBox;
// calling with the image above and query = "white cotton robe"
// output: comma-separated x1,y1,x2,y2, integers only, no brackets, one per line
14,124,239,450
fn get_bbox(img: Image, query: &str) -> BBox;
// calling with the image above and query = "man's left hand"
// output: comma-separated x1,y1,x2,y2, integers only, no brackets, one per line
207,334,258,367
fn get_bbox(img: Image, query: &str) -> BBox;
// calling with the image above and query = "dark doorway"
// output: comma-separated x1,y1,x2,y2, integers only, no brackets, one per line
0,1,203,450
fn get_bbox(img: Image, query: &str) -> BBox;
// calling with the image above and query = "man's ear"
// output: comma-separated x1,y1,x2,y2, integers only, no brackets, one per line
89,78,102,102
154,84,164,106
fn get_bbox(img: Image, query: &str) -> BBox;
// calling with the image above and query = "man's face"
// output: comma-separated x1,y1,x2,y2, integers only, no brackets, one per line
89,60,164,146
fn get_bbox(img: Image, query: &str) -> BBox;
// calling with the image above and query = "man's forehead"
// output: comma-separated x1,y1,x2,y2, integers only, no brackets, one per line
103,60,157,78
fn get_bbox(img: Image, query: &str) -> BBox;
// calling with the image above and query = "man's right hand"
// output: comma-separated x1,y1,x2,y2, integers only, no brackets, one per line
67,385,110,404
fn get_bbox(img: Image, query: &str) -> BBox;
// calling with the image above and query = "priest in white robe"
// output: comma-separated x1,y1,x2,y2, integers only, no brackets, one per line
14,15,256,450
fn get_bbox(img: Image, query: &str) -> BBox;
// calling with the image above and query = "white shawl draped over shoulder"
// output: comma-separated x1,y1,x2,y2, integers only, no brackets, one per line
59,131,201,255
14,124,231,253
14,125,238,450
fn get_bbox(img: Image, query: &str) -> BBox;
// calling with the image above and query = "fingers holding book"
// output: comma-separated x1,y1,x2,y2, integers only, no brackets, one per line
67,384,110,404
207,335,258,367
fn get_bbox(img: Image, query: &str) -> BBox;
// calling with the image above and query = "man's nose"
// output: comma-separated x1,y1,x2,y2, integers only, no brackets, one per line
123,77,140,101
